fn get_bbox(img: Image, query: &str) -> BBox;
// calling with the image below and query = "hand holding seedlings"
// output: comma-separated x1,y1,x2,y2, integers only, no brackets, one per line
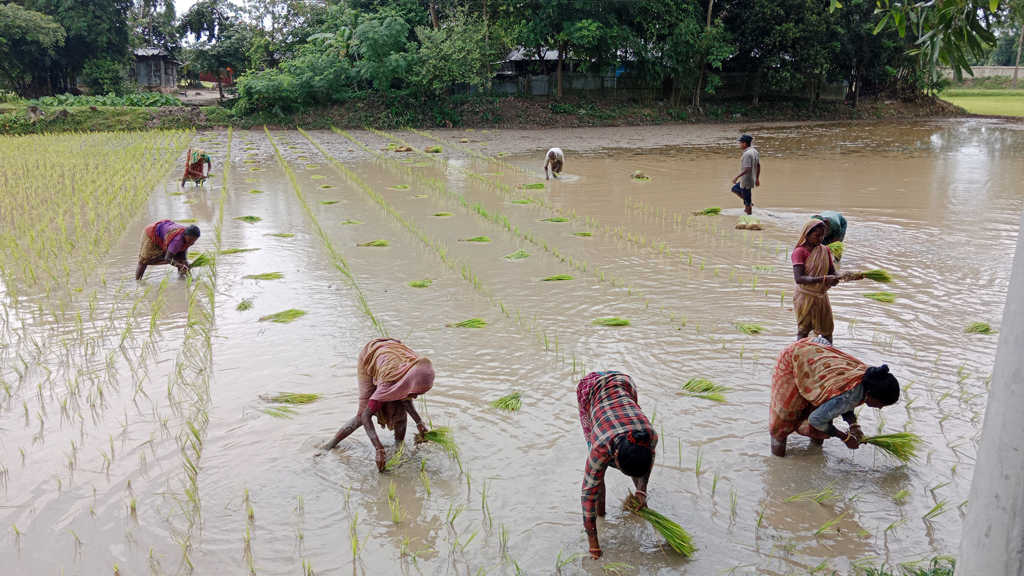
841,431,861,450
375,446,388,472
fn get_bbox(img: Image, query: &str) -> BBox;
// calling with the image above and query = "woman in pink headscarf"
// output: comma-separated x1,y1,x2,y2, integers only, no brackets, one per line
320,338,436,471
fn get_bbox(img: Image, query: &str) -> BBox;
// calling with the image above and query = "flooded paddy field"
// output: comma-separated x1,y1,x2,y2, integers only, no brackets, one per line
1,119,1021,575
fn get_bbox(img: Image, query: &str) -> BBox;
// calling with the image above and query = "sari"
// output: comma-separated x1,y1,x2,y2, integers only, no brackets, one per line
139,220,191,265
793,219,834,336
357,338,434,429
769,338,867,440
181,148,211,184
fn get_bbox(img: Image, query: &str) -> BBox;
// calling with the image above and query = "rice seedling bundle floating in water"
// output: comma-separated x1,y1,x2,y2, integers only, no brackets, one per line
964,321,997,334
425,145,442,153
178,218,198,223
257,405,298,419
190,252,215,267
358,239,390,247
860,269,894,283
259,309,307,323
220,247,259,255
734,322,765,335
340,220,363,226
678,377,730,402
570,231,593,237
541,274,574,281
432,212,453,217
249,189,264,194
236,298,255,311
408,278,433,288
387,185,410,190
320,200,340,205
489,391,522,412
266,233,295,238
446,318,487,328
860,432,923,464
260,392,321,405
863,292,896,303
541,217,569,222
305,164,320,169
459,236,491,242
419,427,458,457
511,199,532,204
318,185,335,189
631,170,651,181
522,183,546,189
827,241,845,260
625,497,696,557
504,249,530,260
244,272,283,281
593,317,630,326
236,215,262,223
692,206,722,216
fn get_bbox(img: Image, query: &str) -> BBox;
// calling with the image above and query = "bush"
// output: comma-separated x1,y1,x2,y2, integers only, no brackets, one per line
234,68,301,115
31,93,181,107
81,58,135,96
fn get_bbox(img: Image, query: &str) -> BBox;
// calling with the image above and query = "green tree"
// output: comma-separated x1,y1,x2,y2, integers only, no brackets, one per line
350,12,414,91
412,6,493,95
131,0,181,57
185,22,252,99
0,3,66,95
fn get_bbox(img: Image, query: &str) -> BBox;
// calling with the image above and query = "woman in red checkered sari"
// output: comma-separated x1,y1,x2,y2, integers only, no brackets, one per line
576,371,657,559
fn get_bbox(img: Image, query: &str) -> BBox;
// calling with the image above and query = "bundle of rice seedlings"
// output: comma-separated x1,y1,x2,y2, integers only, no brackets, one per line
340,220,363,226
409,195,429,199
236,215,262,223
964,322,997,334
425,146,442,153
541,217,569,222
860,269,894,283
570,231,593,237
266,233,295,238
358,239,390,247
320,200,340,205
489,392,522,412
504,249,530,260
734,322,765,335
735,215,764,230
408,278,434,288
257,406,298,419
625,496,696,557
318,185,335,189
541,274,574,281
631,170,651,181
236,298,255,311
387,185,410,190
190,252,215,267
678,378,730,402
219,247,260,254
459,236,491,242
860,432,923,464
419,427,458,457
592,317,630,326
691,206,722,216
310,175,327,179
248,189,264,194
446,318,487,328
511,199,532,204
243,272,283,281
863,292,896,303
306,164,321,169
432,212,453,217
259,309,307,323
260,392,321,404
178,218,198,223
522,183,545,189
459,138,470,143
827,241,845,260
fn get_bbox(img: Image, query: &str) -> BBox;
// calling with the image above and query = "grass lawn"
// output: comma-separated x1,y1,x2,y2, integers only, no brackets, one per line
940,88,1024,116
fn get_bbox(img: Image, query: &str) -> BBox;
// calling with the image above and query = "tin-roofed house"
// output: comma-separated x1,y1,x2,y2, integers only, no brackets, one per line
133,48,181,93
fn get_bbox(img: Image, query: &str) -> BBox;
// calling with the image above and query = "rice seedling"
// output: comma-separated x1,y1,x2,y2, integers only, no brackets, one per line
964,321,997,334
570,231,593,237
540,274,574,281
248,189,264,194
860,269,894,283
924,499,949,521
784,482,838,504
259,309,307,323
305,164,320,169
522,182,545,189
624,496,696,557
863,292,896,303
511,199,531,204
894,489,911,503
446,318,487,328
408,278,434,288
318,185,335,189
387,482,407,523
243,272,284,281
827,241,845,259
310,175,327,179
387,185,410,190
419,427,458,457
235,216,262,223
459,236,492,242
340,220,363,225
860,432,923,463
384,445,409,471
678,377,730,402
734,322,765,335
692,206,721,216
752,265,775,273
601,562,635,576
320,200,340,205
592,317,630,326
425,145,442,153
219,247,260,254
260,393,321,404
504,249,530,260
814,513,846,536
190,253,215,268
630,170,651,181
556,548,585,569
257,405,298,419
541,217,569,222
178,218,198,223
432,212,453,217
409,194,428,198
489,391,522,412
357,239,390,247
236,298,255,311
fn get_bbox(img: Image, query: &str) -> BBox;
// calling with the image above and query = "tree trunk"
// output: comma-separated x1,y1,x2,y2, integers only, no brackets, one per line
484,0,490,89
556,40,567,99
429,3,439,30
1014,25,1023,90
217,75,224,100
693,0,715,108
854,62,863,108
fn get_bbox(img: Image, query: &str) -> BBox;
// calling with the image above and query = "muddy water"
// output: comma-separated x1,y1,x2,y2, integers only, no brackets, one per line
1,119,1021,575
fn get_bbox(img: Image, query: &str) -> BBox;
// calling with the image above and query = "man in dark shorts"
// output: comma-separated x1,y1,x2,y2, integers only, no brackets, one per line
731,134,760,215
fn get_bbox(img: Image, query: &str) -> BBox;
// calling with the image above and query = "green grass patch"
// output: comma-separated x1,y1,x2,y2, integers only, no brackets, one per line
592,317,630,326
504,249,530,260
863,292,896,303
459,236,491,242
540,274,574,281
259,309,307,323
446,318,487,328
408,278,434,288
244,272,284,281
358,239,390,247
940,90,1024,116
235,215,262,223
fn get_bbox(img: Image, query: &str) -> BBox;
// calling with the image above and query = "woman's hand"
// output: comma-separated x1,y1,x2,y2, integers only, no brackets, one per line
824,275,840,287
849,424,864,441
414,424,429,445
375,446,387,472
842,432,860,450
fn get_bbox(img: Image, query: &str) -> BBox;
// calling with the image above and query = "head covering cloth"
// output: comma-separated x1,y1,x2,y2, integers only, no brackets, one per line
357,338,434,429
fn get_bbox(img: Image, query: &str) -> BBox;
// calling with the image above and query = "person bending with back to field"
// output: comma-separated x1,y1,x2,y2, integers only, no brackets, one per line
545,147,564,180
136,220,200,280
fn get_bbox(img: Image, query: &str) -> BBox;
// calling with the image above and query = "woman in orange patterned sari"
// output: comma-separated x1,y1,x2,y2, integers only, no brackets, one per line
769,338,901,457
792,219,840,343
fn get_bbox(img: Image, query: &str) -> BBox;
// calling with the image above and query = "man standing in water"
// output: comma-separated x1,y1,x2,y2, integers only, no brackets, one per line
730,134,760,215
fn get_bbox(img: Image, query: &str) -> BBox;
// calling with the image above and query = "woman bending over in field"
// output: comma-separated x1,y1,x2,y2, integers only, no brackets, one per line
577,371,657,559
181,148,212,187
136,220,200,280
319,338,435,472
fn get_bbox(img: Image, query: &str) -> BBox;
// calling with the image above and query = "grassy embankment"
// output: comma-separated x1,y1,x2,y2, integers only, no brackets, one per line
939,76,1024,116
